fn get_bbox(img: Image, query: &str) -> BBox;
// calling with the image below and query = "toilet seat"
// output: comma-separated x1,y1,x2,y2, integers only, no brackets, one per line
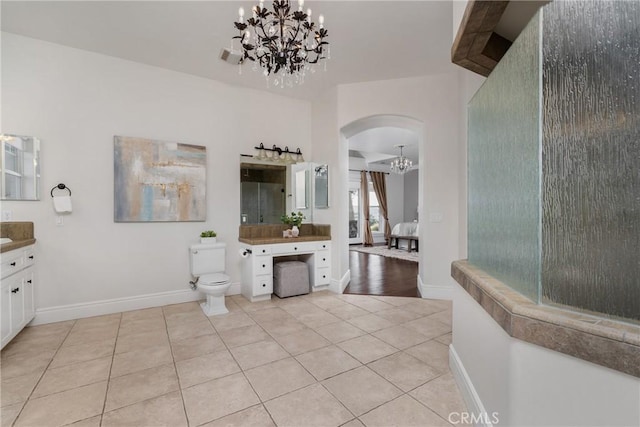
199,272,230,286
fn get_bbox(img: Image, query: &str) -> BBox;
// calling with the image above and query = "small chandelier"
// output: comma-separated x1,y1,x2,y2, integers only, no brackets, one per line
390,145,413,175
232,0,329,87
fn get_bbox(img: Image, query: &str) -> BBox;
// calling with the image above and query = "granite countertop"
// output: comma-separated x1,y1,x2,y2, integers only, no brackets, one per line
239,235,331,245
1,222,36,253
1,238,37,253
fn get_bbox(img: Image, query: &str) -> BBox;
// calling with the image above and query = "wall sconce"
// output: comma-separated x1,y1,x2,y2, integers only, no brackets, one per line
255,143,304,164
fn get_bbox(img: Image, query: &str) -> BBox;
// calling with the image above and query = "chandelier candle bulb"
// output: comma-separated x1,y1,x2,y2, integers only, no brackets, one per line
298,0,304,11
307,8,312,22
319,14,324,28
238,7,244,22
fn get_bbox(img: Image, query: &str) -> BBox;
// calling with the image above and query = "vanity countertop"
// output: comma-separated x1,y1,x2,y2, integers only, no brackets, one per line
1,238,37,253
239,235,331,245
1,222,36,253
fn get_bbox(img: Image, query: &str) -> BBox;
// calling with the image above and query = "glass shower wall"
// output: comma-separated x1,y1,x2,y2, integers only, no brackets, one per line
240,182,285,224
541,1,640,321
467,0,640,322
467,12,542,302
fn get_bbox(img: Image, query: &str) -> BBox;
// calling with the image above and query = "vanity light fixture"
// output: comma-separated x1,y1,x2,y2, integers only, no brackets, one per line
255,143,304,164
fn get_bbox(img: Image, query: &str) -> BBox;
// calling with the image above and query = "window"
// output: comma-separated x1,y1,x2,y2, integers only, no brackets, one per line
369,187,383,233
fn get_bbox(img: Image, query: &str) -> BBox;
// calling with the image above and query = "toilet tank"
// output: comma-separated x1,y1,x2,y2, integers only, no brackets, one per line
189,242,226,276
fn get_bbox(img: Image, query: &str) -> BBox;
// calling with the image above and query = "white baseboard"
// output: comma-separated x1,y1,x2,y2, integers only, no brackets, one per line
449,344,494,427
32,283,241,325
418,275,453,300
330,269,351,294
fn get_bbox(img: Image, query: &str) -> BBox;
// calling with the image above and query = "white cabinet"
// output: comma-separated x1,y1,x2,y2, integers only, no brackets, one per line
1,245,36,349
241,241,331,302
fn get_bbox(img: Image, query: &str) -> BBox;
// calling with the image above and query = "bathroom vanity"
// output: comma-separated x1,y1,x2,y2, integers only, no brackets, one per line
239,225,331,302
1,222,37,349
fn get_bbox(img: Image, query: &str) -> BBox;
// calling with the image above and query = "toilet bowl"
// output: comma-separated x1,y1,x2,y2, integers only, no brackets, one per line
197,272,232,316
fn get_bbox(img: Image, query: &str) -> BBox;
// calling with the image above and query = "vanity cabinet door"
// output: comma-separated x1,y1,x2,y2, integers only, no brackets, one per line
22,269,35,324
1,281,12,346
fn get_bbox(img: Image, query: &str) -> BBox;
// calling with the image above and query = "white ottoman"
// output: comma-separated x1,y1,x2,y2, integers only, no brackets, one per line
273,261,310,298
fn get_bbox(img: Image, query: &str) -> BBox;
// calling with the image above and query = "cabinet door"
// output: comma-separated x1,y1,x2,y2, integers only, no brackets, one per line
1,282,12,346
10,280,24,333
22,269,35,324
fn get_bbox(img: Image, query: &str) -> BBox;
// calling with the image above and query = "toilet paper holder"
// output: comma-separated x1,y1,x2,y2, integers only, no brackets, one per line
50,183,72,197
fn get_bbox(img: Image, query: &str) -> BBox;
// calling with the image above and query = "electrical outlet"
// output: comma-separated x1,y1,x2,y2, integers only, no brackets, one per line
55,216,64,226
1,210,12,221
429,212,443,223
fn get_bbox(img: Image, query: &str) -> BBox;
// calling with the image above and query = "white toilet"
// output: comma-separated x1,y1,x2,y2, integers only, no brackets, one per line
189,242,232,316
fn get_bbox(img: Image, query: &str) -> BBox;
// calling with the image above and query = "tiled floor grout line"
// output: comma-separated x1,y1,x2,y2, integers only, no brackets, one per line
163,307,192,427
97,313,123,427
11,319,78,427
204,305,279,427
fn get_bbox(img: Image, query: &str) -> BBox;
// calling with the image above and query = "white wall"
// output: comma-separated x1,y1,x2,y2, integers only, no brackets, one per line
403,169,419,222
452,284,640,426
1,33,311,318
335,71,463,291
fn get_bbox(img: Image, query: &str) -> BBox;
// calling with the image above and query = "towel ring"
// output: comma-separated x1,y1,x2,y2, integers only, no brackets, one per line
51,183,72,197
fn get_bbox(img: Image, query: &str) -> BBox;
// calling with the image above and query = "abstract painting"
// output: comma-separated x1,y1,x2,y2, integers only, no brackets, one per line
114,136,206,222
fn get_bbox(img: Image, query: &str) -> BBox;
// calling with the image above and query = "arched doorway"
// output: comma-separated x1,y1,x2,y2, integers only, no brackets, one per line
338,115,424,296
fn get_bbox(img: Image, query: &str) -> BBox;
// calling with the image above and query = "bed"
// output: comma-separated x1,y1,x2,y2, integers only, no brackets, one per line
388,222,419,252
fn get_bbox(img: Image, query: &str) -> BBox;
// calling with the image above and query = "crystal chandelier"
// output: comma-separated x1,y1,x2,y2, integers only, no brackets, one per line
390,145,413,175
232,0,329,87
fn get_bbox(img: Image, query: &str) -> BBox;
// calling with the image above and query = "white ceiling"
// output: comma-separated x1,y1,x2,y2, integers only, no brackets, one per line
348,126,419,167
1,1,540,169
1,0,456,101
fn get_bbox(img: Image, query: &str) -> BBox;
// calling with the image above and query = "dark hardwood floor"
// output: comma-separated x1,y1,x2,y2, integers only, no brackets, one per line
344,249,420,297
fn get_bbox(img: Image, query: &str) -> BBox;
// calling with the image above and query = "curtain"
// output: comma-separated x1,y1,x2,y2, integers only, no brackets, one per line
360,171,374,246
370,171,391,242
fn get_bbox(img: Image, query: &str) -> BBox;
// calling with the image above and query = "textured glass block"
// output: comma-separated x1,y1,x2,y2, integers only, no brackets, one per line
541,1,640,321
467,13,542,302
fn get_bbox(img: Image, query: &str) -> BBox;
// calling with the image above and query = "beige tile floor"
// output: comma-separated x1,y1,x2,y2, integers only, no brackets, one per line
1,292,466,427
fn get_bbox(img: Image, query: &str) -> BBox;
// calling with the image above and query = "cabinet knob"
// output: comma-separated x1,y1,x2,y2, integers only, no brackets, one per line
29,255,34,259
262,249,266,253
262,264,266,268
27,280,32,284
323,258,326,261
262,284,266,287
322,275,326,279
294,247,297,251
10,262,16,266
11,288,19,293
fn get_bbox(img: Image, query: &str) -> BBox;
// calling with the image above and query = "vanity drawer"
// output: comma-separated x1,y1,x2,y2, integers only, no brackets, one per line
254,246,272,255
316,242,331,251
316,252,330,268
254,257,273,275
255,276,273,296
1,251,24,280
24,248,35,268
315,267,331,286
271,242,316,255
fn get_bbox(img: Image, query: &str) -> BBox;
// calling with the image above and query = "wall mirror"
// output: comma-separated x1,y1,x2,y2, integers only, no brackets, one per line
314,164,329,209
240,159,288,224
1,134,41,200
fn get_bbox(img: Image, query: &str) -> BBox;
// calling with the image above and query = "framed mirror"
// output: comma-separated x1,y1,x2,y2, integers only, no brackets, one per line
240,160,288,224
1,134,41,200
314,164,329,209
